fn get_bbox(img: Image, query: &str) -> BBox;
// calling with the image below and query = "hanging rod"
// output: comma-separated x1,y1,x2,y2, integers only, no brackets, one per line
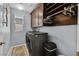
47,3,56,10
47,10,64,18
47,4,77,18
46,3,50,6
47,4,66,14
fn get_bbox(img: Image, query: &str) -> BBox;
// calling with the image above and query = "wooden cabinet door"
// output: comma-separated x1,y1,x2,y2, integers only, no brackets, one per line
31,4,43,28
31,8,39,27
38,4,43,27
31,10,35,27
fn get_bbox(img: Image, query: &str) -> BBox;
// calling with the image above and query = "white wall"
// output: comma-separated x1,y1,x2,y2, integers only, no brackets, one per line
38,25,77,56
10,8,25,46
3,32,10,55
24,12,77,55
10,8,32,46
9,5,77,56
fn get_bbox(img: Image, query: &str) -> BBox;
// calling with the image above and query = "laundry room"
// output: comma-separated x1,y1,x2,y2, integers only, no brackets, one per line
0,3,78,56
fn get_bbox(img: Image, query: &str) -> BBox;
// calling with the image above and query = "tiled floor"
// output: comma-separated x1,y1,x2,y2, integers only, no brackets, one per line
11,44,29,56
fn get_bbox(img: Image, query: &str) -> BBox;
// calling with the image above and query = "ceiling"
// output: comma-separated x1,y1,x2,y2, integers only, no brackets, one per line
9,3,38,13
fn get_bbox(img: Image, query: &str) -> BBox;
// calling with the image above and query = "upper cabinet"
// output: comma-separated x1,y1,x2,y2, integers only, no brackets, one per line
38,4,43,27
31,6,39,27
31,4,43,28
31,3,78,27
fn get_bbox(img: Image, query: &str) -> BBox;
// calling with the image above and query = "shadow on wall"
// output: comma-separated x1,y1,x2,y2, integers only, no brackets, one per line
38,25,77,56
48,33,76,56
48,35,61,54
